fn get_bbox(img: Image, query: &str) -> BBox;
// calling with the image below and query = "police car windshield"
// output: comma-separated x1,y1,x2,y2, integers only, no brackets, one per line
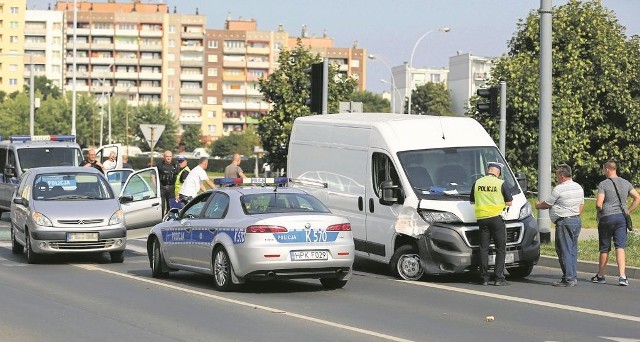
398,146,519,198
18,148,83,172
32,172,114,201
241,193,331,215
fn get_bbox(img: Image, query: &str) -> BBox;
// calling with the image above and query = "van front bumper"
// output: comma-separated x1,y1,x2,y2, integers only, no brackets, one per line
417,215,540,275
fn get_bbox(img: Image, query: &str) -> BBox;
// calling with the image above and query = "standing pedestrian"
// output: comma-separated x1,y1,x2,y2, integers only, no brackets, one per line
592,161,640,286
174,156,190,207
262,162,271,178
470,162,513,286
224,153,247,179
102,151,117,170
178,157,215,204
157,150,178,216
81,148,105,173
122,155,132,169
535,164,584,287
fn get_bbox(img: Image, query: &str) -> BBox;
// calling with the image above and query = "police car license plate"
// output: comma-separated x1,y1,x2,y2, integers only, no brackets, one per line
488,252,515,265
67,232,99,242
291,250,328,261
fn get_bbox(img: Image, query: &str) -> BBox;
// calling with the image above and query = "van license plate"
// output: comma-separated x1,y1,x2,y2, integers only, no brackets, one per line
291,250,328,261
488,252,515,265
67,232,99,242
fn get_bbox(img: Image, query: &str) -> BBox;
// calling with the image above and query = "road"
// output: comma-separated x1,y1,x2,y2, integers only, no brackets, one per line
0,223,639,341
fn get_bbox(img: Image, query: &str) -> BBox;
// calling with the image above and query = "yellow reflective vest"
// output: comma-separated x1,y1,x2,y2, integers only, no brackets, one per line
473,175,505,219
174,166,191,197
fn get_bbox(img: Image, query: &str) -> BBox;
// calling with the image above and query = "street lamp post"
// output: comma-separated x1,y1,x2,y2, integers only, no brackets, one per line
71,0,78,136
407,27,450,115
368,54,399,113
380,79,403,113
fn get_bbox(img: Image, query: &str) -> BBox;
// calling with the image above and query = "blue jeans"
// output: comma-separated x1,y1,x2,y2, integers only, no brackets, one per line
555,216,581,282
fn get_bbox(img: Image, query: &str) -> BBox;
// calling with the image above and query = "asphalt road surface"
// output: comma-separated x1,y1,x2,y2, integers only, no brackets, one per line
0,221,638,342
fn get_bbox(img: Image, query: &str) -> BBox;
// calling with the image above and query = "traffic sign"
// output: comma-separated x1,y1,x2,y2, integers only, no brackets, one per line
140,124,165,148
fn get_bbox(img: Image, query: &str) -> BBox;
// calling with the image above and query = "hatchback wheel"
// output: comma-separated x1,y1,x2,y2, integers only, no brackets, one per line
213,247,234,291
11,226,23,254
110,251,125,263
151,238,169,278
25,231,40,264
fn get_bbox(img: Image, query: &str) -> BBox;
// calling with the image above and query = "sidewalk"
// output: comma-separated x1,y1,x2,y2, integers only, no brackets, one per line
540,227,639,280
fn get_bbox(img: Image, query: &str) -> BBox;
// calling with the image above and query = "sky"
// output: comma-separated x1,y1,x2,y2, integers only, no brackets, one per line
27,0,640,94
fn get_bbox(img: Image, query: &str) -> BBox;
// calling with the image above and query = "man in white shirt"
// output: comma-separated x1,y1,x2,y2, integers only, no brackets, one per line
102,151,117,171
178,157,215,204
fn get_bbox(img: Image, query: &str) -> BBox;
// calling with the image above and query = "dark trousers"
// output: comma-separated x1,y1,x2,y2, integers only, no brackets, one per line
160,185,174,215
478,215,507,281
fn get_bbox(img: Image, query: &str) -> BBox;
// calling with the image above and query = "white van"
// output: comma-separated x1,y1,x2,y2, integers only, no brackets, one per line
287,113,540,280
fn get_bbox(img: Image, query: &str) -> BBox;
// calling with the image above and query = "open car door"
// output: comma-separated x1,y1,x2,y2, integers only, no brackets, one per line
119,167,162,229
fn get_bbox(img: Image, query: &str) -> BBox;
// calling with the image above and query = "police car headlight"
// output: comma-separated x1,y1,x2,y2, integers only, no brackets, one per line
109,210,124,225
419,210,462,224
32,212,53,227
519,202,532,220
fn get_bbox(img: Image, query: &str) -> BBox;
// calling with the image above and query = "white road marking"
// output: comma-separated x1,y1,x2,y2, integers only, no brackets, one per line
396,279,640,323
73,264,412,342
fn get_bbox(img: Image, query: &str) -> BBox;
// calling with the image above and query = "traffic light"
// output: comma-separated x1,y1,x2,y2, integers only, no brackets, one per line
306,62,324,114
476,86,499,116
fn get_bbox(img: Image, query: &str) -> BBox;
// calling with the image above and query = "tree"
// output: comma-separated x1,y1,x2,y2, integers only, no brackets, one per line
210,129,260,158
258,40,357,170
408,82,455,116
25,76,61,99
132,103,178,152
349,90,390,112
180,124,203,151
467,0,640,192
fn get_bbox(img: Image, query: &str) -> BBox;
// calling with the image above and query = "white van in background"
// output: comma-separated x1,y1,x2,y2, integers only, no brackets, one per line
287,113,540,280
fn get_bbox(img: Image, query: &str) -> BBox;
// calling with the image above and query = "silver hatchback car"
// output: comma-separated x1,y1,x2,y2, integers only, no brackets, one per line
10,166,161,263
147,180,355,291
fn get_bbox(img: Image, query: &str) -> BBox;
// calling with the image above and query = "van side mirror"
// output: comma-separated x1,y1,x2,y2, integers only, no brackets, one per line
379,180,404,205
516,172,527,192
4,165,15,178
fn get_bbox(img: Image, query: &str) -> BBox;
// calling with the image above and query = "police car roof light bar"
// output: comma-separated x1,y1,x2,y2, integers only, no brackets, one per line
10,135,76,143
213,177,288,186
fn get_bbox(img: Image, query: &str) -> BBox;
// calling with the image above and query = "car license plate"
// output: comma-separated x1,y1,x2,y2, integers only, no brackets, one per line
67,232,99,242
290,250,328,261
488,252,515,265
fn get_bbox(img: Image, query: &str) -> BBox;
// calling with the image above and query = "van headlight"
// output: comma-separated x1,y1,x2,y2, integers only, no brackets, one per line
109,210,124,225
419,210,462,224
519,202,532,220
32,212,53,227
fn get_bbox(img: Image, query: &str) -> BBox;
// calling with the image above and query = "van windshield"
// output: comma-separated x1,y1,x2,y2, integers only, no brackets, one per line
397,146,520,198
18,148,83,172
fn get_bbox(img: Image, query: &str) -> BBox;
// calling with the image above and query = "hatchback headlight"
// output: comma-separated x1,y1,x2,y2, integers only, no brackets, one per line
519,202,532,220
109,210,124,225
32,212,53,227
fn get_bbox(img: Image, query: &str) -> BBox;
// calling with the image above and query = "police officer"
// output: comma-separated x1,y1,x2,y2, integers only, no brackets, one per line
174,156,190,207
157,150,178,215
470,162,513,286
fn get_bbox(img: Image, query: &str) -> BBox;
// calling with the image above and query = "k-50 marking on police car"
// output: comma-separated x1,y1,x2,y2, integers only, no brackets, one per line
147,178,355,291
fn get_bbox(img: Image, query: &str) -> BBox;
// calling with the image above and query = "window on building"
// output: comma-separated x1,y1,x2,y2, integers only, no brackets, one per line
431,74,441,83
207,68,218,77
168,95,173,103
10,36,18,43
168,81,174,89
351,59,360,68
167,67,174,76
11,7,19,14
10,21,18,29
208,40,218,48
207,110,216,118
168,25,175,33
167,53,175,61
207,96,217,105
208,125,216,133
9,79,18,85
207,54,218,63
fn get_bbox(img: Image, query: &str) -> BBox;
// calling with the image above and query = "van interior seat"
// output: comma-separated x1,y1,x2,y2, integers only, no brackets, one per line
435,165,467,186
406,166,433,189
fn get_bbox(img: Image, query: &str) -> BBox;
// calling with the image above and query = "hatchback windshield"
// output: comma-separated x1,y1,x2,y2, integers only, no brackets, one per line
18,148,83,172
33,172,114,200
397,146,519,198
242,193,331,214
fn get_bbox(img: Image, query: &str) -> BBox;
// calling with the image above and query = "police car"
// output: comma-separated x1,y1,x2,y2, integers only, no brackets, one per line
146,177,355,291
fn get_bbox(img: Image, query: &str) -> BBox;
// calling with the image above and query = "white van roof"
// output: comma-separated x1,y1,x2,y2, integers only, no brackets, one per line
294,113,496,152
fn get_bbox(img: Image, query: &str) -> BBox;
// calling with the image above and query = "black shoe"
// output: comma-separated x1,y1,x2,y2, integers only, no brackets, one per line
494,280,509,286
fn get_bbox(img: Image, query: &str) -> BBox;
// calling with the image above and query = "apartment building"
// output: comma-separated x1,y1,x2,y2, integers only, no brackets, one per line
24,10,65,89
0,0,26,94
392,63,449,114
448,52,494,116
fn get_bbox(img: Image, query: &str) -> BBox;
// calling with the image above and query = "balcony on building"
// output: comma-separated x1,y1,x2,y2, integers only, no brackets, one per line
246,60,269,69
246,45,270,55
139,71,162,81
25,23,47,36
140,58,162,66
180,87,203,96
223,46,247,55
222,73,246,82
114,71,139,80
90,84,112,93
115,28,139,37
180,73,204,82
115,43,139,52
114,85,138,94
91,57,115,65
139,24,163,38
223,59,246,68
180,101,203,109
222,87,245,96
180,57,203,68
138,86,162,94
473,71,487,80
91,28,115,36
221,102,247,111
222,111,245,124
68,25,90,36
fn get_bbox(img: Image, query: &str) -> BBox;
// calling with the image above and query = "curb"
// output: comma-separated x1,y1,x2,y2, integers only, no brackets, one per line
537,255,639,280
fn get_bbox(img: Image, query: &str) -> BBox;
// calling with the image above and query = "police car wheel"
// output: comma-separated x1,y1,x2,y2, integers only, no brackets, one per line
390,245,424,281
25,229,40,264
110,251,125,263
213,247,234,291
151,238,169,278
320,278,348,290
11,225,23,254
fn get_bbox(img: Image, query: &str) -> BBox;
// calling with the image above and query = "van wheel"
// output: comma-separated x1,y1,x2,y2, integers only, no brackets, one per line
213,247,235,291
25,230,40,264
11,226,23,254
390,245,424,281
110,251,125,263
151,238,169,278
506,262,534,279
